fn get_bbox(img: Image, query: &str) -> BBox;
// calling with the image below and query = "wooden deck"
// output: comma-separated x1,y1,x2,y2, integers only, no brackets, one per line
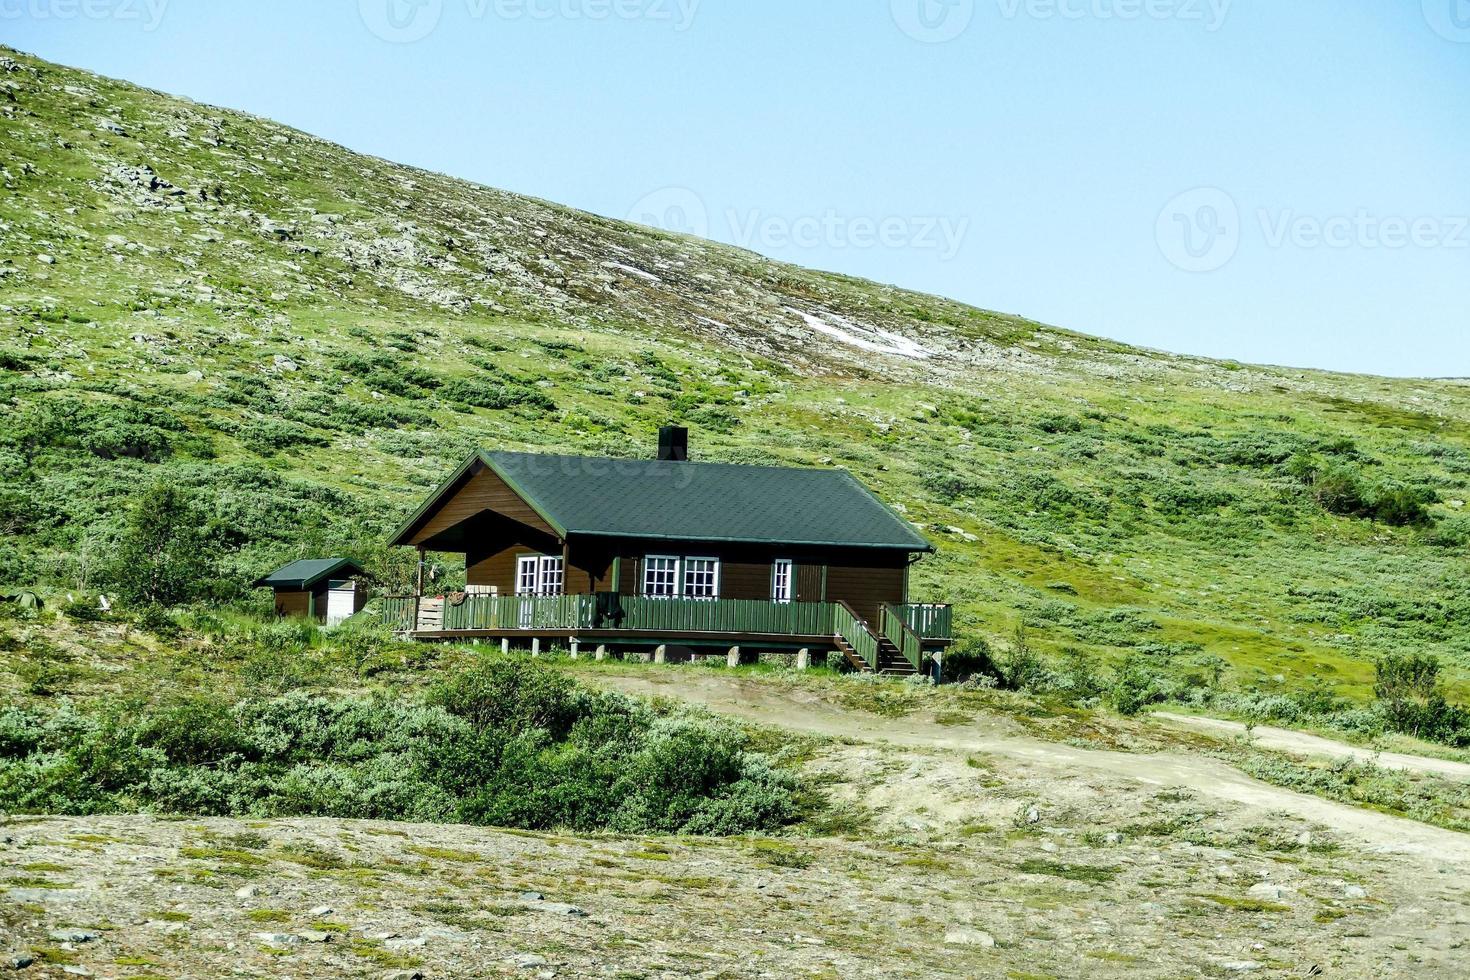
381,595,952,674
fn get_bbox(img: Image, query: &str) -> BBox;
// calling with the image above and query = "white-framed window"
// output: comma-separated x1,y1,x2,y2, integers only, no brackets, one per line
684,558,720,600
516,556,540,596
772,559,793,604
539,556,564,596
643,556,680,598
517,555,564,596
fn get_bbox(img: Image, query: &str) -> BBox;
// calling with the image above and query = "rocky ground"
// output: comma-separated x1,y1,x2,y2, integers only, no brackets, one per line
3,674,1469,979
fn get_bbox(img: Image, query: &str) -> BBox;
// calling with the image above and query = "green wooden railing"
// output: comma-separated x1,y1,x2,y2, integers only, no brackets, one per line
381,596,417,632
880,606,924,671
832,602,879,671
892,603,953,640
382,595,951,659
619,597,837,636
442,594,597,632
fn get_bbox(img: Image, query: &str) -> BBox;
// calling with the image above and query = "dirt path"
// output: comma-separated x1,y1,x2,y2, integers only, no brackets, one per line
1152,711,1470,779
590,671,1470,864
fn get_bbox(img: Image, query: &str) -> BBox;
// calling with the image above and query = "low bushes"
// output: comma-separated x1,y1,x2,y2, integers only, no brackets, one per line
0,659,796,835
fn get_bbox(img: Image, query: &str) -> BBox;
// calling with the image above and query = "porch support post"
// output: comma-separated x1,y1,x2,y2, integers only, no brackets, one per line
726,646,742,668
531,637,541,657
595,645,607,661
797,648,811,671
654,645,667,664
569,640,580,659
501,637,510,654
414,546,425,631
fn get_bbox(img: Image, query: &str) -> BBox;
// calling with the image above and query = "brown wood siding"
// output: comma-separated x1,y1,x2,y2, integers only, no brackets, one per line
408,466,555,548
274,586,329,622
796,563,826,603
825,561,907,627
573,539,909,624
467,535,561,594
275,590,311,618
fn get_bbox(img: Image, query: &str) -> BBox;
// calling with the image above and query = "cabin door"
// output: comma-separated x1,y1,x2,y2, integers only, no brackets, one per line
516,555,565,628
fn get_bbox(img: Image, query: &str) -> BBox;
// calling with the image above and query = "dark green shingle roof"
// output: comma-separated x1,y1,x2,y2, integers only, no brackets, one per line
253,558,363,590
484,451,932,551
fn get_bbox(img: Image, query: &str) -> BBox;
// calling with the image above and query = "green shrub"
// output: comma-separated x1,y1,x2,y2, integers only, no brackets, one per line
98,481,220,608
0,660,795,835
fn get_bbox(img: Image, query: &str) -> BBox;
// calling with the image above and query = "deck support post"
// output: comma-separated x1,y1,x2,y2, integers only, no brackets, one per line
569,641,580,660
595,645,607,661
797,648,811,671
531,637,541,657
653,645,667,664
501,638,510,654
726,646,742,668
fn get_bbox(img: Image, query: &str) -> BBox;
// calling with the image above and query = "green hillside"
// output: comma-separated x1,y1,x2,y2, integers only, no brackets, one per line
3,45,1469,700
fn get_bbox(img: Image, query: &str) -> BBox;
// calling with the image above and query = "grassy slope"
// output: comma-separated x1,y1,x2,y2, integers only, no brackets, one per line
2,46,1469,700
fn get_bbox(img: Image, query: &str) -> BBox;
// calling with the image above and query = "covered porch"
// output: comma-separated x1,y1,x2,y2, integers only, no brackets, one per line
380,593,954,674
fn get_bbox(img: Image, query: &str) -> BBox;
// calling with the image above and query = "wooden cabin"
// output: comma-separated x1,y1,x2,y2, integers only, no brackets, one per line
385,429,952,675
255,558,367,626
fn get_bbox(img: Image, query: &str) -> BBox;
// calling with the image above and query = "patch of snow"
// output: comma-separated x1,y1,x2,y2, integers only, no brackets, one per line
601,261,661,284
785,308,932,360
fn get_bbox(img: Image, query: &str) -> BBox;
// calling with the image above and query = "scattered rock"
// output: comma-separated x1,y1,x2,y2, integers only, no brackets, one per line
298,930,335,944
520,891,544,902
1247,883,1292,901
1343,885,1367,900
508,953,548,969
253,933,302,947
6,953,35,970
944,928,996,948
1104,832,1124,846
1039,841,1059,853
61,968,93,978
234,884,263,898
382,972,423,980
47,930,99,944
1025,806,1041,825
36,254,54,265
272,354,298,371
1221,961,1263,973
540,903,588,918
308,905,334,916
384,937,427,951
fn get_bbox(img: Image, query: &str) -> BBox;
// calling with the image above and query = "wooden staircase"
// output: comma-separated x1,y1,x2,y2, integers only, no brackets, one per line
834,606,920,677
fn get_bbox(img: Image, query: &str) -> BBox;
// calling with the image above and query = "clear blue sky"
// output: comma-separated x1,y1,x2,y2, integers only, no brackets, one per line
6,1,1468,376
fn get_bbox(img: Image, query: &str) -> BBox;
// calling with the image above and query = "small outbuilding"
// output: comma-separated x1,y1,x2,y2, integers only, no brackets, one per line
254,558,367,625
